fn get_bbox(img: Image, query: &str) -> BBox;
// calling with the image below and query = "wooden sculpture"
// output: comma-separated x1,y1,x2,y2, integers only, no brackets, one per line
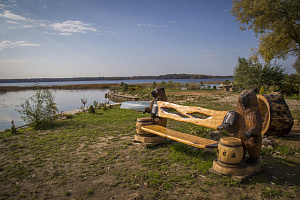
218,89,262,164
144,87,167,127
257,92,294,136
135,88,294,178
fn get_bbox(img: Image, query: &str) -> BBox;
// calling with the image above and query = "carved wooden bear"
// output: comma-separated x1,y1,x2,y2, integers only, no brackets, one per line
218,89,262,164
143,87,167,127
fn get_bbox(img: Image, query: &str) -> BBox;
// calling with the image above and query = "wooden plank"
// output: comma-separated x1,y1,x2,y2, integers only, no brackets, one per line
156,101,228,130
134,134,168,143
141,125,218,148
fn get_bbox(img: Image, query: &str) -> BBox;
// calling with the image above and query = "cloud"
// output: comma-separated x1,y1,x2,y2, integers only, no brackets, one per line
0,10,28,21
0,59,27,63
1,9,40,29
6,19,20,24
0,3,6,9
15,41,40,47
1,10,99,36
0,40,40,50
50,20,98,35
58,32,73,36
137,23,167,28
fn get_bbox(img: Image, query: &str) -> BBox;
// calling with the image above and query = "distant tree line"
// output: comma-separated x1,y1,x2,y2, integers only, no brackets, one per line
0,74,233,84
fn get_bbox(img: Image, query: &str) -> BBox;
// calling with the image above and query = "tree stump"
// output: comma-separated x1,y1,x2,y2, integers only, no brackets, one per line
257,92,294,136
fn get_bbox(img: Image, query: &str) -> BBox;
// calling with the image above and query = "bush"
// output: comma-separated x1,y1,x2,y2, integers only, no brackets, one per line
16,87,58,129
120,82,128,92
89,105,96,114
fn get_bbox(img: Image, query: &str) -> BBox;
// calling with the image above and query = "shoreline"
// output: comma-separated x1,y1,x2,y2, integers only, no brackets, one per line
5,102,123,132
0,81,227,92
0,74,233,84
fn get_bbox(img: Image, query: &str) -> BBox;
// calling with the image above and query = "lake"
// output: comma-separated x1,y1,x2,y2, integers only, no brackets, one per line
0,89,110,131
0,78,233,131
0,78,232,87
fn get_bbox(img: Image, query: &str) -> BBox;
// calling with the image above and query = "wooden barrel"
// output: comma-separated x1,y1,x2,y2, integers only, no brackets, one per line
257,92,294,136
136,118,153,135
217,137,244,167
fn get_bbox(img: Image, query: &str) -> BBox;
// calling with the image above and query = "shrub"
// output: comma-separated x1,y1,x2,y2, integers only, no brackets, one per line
89,105,96,114
120,82,128,92
16,87,58,129
93,101,99,109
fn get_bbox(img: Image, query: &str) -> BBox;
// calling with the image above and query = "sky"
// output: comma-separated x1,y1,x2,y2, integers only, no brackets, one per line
0,0,296,79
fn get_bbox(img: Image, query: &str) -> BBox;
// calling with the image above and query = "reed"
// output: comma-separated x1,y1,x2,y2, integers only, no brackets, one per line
0,83,120,93
0,80,226,93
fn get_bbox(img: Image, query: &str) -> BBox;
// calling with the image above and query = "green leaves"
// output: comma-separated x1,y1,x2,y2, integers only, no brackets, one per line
232,0,300,63
16,86,58,129
233,57,286,91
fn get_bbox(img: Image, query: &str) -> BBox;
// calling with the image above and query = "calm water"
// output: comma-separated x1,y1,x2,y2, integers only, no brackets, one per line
0,78,232,87
0,78,233,131
0,89,110,131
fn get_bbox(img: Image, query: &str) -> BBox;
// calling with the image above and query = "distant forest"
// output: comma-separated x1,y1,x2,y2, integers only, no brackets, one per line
0,74,233,83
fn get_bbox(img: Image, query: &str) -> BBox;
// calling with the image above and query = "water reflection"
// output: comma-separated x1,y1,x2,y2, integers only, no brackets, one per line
0,89,110,131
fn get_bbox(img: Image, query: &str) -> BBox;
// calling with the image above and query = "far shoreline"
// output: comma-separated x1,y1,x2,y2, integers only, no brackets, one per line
0,74,233,84
0,80,230,92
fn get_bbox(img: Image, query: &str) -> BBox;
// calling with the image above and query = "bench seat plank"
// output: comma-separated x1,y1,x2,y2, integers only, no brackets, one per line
141,125,218,148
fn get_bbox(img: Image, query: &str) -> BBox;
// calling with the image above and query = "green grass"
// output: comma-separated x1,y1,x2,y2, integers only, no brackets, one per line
0,95,299,199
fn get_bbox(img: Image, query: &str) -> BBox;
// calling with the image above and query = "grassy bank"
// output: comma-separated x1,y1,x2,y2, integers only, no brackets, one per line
1,89,299,199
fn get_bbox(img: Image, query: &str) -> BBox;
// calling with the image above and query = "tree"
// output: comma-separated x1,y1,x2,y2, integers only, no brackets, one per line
120,82,128,92
160,81,166,88
199,81,205,89
231,0,300,63
152,81,157,88
16,87,58,129
234,57,286,91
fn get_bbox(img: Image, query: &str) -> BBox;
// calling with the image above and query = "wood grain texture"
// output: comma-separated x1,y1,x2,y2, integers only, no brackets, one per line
156,101,228,130
211,159,262,177
257,93,294,135
141,125,218,148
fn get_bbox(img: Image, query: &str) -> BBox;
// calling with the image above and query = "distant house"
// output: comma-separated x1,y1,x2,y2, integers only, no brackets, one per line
218,82,235,91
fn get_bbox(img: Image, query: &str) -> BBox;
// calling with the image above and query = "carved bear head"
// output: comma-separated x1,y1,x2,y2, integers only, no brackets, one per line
238,89,258,107
151,87,166,100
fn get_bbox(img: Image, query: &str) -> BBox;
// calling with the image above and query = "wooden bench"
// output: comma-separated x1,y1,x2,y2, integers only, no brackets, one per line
134,89,294,179
141,125,218,148
135,100,227,148
135,90,294,147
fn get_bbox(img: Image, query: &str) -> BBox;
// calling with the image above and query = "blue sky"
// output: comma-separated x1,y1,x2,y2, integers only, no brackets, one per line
0,0,296,79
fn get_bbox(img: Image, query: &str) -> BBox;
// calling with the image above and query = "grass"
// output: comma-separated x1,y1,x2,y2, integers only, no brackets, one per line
0,89,299,199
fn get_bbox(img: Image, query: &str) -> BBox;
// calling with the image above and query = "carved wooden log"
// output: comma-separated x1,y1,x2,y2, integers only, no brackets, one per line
257,92,294,136
136,118,153,135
